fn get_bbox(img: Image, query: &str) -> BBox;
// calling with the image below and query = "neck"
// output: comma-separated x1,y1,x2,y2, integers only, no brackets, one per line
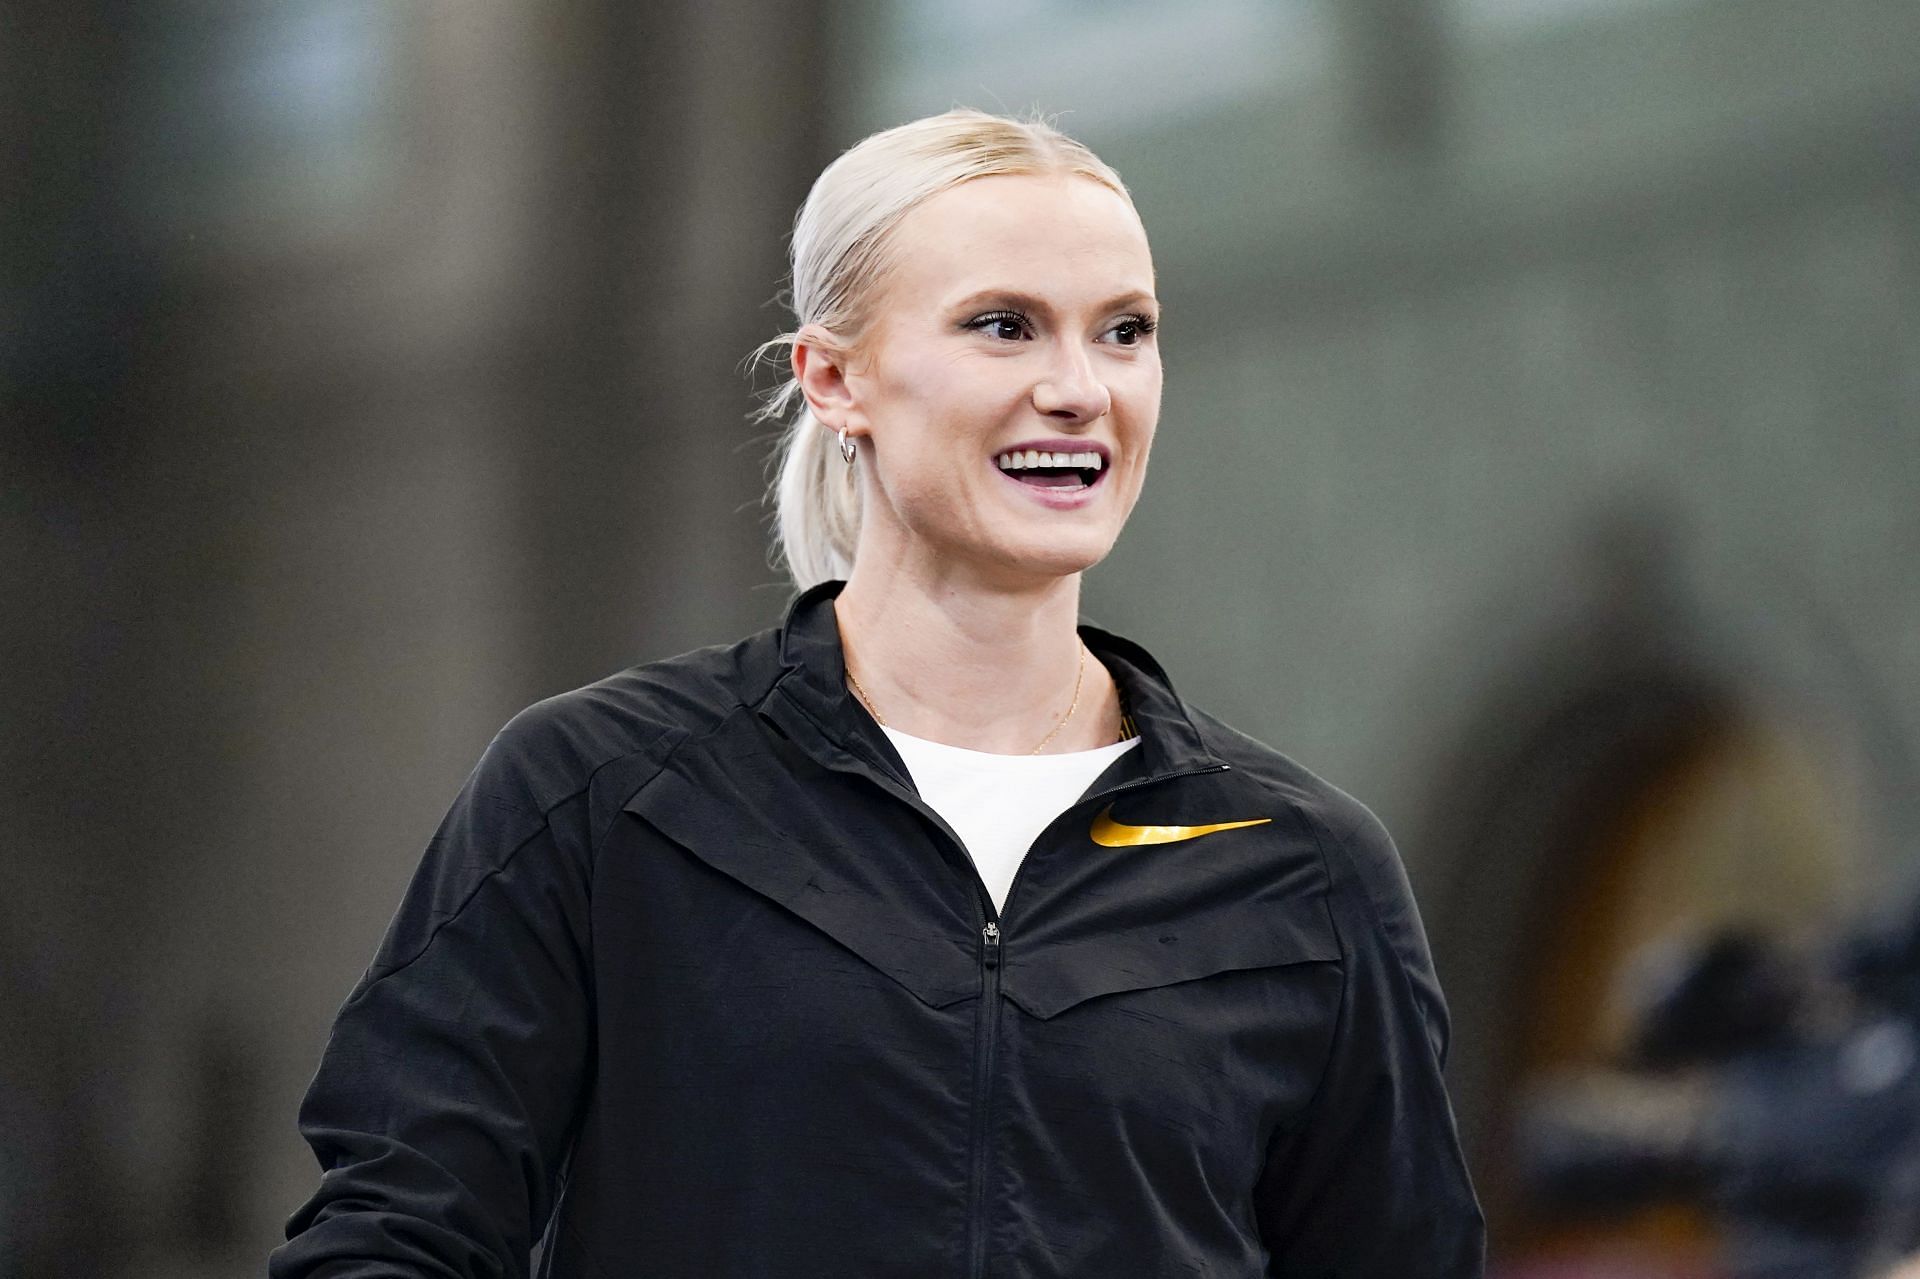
833,557,1122,754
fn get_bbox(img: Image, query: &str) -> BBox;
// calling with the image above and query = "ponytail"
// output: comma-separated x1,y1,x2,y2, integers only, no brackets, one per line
771,406,859,588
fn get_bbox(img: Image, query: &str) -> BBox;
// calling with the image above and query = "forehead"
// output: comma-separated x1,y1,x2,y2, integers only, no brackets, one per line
877,173,1154,313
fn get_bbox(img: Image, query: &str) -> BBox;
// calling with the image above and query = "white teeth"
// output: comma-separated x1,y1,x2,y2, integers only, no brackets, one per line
995,449,1108,471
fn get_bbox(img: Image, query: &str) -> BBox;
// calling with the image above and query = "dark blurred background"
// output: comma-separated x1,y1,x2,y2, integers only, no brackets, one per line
4,2,1916,1276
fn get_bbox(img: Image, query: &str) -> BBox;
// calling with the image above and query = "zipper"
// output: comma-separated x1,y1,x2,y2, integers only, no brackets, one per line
967,921,1002,1278
963,763,1227,1277
823,734,1230,1278
833,760,1003,1278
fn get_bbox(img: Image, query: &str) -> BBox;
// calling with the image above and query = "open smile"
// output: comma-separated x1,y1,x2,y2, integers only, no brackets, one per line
993,440,1110,495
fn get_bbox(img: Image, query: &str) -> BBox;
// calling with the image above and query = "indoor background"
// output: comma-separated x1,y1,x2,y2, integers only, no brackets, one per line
4,1,1917,1276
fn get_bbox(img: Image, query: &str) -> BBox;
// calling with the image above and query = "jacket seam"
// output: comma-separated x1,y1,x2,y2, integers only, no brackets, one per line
598,697,776,842
586,724,695,852
1246,800,1364,1262
1301,800,1421,996
353,820,555,999
1302,799,1446,1065
1257,800,1351,1163
350,722,712,1000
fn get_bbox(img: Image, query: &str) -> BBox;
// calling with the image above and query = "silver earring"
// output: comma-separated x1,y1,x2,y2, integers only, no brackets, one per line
837,426,857,465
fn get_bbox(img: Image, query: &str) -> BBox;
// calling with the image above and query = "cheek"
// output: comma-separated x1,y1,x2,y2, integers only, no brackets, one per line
872,363,1018,476
1125,358,1164,415
1117,371,1161,451
863,409,987,536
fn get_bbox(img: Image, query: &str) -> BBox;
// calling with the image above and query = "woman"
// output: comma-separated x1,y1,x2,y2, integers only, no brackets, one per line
273,109,1485,1278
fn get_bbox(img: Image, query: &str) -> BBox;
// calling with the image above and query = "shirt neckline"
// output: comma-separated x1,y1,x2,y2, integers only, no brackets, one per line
880,723,1142,766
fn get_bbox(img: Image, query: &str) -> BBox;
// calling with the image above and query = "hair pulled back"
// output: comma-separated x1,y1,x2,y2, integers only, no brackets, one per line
752,109,1132,589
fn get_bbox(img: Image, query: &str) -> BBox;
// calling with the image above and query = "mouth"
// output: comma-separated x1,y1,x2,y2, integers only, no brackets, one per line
993,444,1109,492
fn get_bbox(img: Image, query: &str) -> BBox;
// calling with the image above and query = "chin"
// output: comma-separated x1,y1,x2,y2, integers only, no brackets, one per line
985,533,1116,583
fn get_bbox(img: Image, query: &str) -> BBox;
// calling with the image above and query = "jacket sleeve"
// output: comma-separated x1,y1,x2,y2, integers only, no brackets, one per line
270,707,596,1279
1252,801,1486,1278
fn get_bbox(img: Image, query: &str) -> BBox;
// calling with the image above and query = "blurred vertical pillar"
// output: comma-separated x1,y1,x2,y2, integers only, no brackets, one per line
1335,0,1450,156
1,2,163,1275
1,0,834,1273
513,0,834,679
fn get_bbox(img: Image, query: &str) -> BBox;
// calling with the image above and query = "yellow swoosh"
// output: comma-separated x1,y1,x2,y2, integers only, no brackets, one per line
1089,803,1271,847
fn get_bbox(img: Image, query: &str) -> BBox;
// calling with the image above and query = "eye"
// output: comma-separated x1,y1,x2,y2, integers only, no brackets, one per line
1104,313,1159,346
966,310,1033,342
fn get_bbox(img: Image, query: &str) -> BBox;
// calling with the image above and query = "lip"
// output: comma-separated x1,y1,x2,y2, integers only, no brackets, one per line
991,437,1112,510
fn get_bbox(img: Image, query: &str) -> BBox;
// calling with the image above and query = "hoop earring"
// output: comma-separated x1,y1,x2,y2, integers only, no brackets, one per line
837,426,857,465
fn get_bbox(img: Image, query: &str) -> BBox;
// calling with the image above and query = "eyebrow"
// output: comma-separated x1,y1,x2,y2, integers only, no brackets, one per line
947,288,1159,316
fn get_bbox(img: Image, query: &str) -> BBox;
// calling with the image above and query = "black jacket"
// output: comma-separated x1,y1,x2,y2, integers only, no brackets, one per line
273,580,1485,1278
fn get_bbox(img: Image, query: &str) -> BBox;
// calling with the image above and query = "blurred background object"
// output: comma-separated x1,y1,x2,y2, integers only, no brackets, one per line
3,1,1915,1275
1514,918,1920,1276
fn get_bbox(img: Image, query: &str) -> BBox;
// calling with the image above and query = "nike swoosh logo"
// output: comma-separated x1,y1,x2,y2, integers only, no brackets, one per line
1089,803,1272,847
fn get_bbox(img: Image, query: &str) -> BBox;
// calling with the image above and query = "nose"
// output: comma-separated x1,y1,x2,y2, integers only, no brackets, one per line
1030,344,1111,423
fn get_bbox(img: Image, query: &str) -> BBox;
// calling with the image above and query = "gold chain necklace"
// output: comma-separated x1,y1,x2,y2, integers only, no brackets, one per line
847,642,1091,755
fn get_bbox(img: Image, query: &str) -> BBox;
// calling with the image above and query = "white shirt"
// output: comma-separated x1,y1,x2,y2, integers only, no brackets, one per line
882,726,1143,915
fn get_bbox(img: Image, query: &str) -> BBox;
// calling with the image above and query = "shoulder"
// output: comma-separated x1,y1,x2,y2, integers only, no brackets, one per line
1189,707,1444,1006
1189,707,1387,851
361,627,785,984
474,624,784,824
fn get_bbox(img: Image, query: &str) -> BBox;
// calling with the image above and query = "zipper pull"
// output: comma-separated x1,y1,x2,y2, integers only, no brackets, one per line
981,921,1000,968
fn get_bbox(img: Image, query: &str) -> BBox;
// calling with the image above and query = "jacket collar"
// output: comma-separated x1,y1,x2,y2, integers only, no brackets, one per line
759,579,1222,783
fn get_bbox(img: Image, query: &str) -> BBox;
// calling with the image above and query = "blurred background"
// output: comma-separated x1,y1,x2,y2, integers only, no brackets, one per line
4,1,1917,1275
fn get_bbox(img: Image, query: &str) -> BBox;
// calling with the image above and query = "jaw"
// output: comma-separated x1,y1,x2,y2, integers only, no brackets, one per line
851,445,1140,585
979,482,1129,581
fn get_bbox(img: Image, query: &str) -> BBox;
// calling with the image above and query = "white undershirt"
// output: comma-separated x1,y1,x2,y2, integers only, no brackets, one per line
882,726,1142,915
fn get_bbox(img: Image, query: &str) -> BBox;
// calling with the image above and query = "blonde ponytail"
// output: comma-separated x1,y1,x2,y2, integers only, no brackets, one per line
772,407,860,587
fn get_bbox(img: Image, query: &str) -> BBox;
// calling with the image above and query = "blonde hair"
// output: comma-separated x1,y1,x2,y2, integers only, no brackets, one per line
751,109,1134,589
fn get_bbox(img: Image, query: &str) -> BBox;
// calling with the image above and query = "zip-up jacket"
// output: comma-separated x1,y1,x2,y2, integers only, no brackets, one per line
273,579,1486,1278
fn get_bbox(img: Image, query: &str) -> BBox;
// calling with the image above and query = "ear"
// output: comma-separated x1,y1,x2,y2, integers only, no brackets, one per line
792,325,863,434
